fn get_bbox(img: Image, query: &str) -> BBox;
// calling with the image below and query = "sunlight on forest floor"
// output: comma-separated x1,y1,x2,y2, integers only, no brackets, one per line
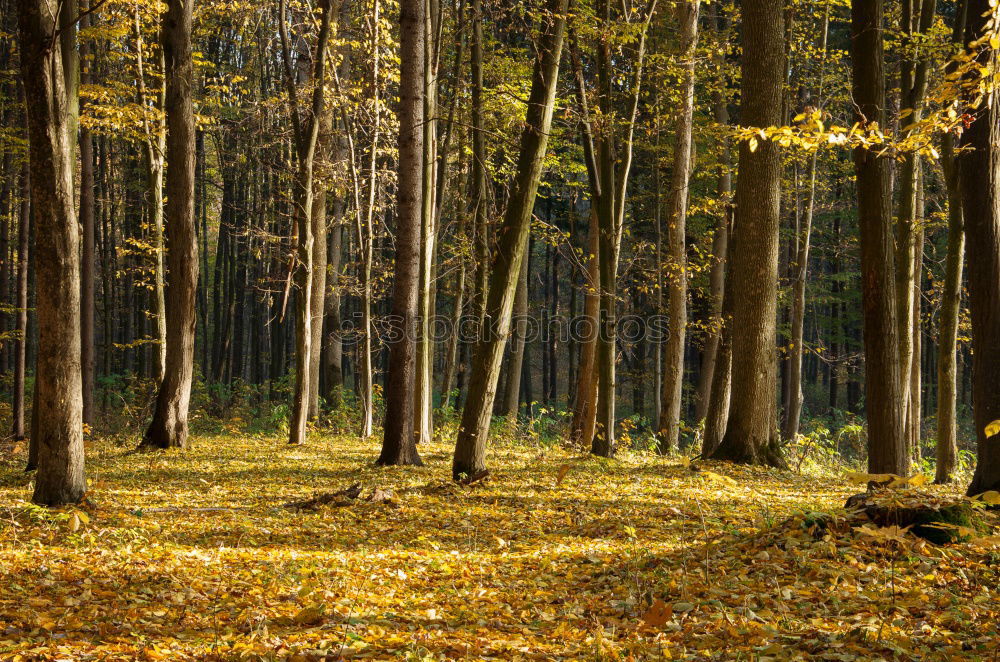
0,434,997,660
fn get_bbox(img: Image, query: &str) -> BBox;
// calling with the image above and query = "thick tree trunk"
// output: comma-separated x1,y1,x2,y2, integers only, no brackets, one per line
850,0,907,475
380,0,426,466
142,0,197,450
658,0,699,453
709,0,786,467
452,0,568,479
962,0,1000,496
19,0,86,505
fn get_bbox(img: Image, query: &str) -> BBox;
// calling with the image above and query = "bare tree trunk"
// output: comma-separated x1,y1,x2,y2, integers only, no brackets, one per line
657,0,699,453
142,0,197,450
936,1,967,481
380,0,426,466
850,0,907,475
280,0,335,446
12,163,29,441
709,0,786,467
19,0,86,505
502,246,529,419
79,0,95,427
452,0,568,479
962,0,1000,496
570,211,599,447
308,111,332,420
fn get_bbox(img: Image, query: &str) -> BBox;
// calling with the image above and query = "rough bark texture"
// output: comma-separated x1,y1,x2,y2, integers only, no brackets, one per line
19,0,87,505
80,0,96,427
850,0,907,476
658,0,699,453
452,0,568,479
143,0,198,450
962,0,1000,496
709,0,785,467
380,0,426,466
570,211,600,448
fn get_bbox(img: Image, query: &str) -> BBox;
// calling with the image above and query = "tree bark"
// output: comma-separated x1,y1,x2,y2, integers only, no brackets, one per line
12,163,29,442
709,0,786,467
962,0,1000,496
79,0,95,427
142,0,197,450
452,0,568,479
380,0,427,466
850,0,907,475
18,0,86,505
658,0,699,453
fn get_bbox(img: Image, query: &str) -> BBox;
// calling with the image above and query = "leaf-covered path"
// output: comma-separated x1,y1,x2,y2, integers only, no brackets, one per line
0,434,996,660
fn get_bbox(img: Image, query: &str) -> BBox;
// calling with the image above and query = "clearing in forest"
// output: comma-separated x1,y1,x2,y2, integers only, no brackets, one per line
0,434,997,660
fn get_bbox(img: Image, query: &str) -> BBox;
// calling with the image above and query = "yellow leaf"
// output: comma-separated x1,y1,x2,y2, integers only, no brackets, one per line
978,490,1000,505
293,606,324,625
748,136,759,153
69,513,81,532
555,464,570,486
985,420,1000,438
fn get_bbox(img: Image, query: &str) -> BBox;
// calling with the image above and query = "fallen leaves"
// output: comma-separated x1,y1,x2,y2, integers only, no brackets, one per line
0,433,995,661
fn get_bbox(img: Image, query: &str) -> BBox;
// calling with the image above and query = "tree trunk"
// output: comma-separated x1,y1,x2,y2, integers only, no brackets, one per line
19,0,86,505
452,0,568,479
962,0,1000,496
502,243,529,419
709,0,786,468
142,0,197,450
657,0,699,453
308,112,331,420
850,0,907,475
570,211,600,448
79,0,95,427
380,0,427,466
280,0,334,446
12,163,29,441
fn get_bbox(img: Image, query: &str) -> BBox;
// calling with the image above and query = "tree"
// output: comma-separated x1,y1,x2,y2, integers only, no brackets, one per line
849,0,907,476
18,0,86,505
961,0,1000,496
658,0,699,453
142,0,197,450
280,0,336,446
708,0,786,467
379,0,426,466
452,0,569,480
935,0,967,484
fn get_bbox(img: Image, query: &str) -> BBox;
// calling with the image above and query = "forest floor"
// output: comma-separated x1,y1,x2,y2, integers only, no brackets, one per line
0,432,997,661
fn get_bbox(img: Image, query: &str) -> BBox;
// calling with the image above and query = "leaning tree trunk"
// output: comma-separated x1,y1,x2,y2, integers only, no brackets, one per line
850,0,907,476
380,0,427,466
658,0,699,454
142,0,197,450
709,0,786,468
19,0,86,505
452,0,568,479
962,0,1000,496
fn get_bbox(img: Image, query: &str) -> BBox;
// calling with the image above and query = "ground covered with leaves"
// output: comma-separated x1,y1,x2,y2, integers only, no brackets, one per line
0,432,997,661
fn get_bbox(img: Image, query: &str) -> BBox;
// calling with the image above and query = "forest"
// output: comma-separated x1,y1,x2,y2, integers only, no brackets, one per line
2,0,1000,658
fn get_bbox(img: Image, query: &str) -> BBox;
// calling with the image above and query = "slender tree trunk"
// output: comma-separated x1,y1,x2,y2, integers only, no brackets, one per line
308,112,332,420
452,0,568,479
12,164,29,441
380,0,427,466
571,211,600,447
19,0,86,505
470,0,488,326
658,0,699,453
709,0,786,467
850,0,907,475
962,0,1000,496
502,244,529,419
79,0,95,427
280,0,334,446
142,0,197,450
